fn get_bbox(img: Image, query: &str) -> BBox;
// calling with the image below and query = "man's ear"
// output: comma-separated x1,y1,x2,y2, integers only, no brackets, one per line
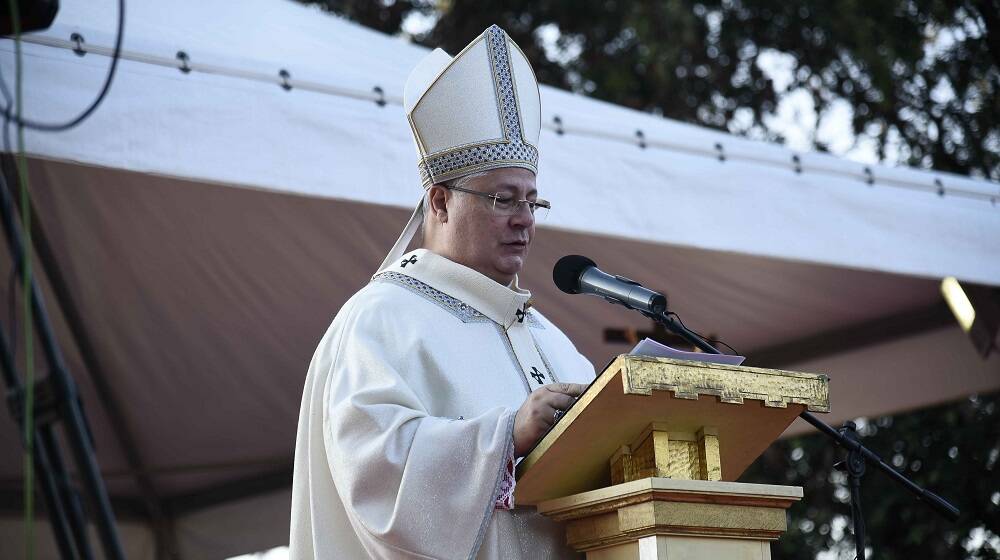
427,185,449,223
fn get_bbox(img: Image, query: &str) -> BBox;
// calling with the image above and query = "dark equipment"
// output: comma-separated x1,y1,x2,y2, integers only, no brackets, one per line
1,156,125,559
0,0,58,36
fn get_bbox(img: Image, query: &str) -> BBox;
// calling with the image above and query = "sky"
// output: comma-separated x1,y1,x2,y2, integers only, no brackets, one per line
227,8,992,560
401,11,894,171
397,7,997,180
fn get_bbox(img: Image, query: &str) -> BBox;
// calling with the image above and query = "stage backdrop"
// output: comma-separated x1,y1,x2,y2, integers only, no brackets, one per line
1,0,998,558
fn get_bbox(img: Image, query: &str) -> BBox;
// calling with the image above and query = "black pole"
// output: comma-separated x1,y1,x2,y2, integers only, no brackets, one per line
0,161,125,559
39,427,97,560
836,421,867,560
0,321,81,560
36,433,87,559
796,410,960,521
650,309,961,554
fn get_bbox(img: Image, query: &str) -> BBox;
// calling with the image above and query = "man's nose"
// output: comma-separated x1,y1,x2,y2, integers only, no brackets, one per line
508,202,535,227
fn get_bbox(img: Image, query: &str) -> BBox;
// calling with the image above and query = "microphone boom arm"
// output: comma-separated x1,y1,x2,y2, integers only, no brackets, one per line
645,308,960,560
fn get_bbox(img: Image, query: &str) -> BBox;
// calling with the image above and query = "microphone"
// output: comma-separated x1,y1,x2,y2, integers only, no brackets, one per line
553,255,667,315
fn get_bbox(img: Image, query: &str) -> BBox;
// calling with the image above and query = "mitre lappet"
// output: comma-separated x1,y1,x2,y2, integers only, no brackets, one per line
376,24,542,273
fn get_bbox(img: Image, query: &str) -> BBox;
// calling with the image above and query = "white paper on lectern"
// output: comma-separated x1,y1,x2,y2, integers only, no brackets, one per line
629,337,746,366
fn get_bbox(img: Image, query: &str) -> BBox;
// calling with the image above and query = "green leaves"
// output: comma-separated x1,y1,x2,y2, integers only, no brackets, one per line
742,392,1000,559
304,0,999,179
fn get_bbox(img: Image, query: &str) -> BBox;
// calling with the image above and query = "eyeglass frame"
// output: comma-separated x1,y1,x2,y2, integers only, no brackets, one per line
440,184,551,216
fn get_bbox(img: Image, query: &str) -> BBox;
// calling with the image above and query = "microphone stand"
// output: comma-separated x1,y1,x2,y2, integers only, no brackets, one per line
647,310,961,560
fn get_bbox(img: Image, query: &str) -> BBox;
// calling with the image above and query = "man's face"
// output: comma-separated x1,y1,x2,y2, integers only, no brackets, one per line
437,167,537,285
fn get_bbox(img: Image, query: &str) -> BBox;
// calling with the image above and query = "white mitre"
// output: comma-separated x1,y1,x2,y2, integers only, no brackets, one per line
375,24,542,274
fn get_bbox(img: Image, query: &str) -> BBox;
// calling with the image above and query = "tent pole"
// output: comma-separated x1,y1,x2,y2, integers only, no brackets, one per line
0,156,127,559
5,156,182,558
38,427,96,559
0,313,84,559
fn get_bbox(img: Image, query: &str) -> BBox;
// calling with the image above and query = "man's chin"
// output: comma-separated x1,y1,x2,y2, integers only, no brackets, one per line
493,256,525,278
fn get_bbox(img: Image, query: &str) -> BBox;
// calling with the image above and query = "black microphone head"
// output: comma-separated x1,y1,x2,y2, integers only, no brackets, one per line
553,255,596,294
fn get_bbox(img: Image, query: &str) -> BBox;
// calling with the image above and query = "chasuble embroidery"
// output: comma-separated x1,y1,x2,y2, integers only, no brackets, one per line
291,249,594,560
375,269,557,391
374,271,491,324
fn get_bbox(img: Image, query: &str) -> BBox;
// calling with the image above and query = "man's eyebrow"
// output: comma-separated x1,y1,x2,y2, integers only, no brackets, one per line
495,184,538,197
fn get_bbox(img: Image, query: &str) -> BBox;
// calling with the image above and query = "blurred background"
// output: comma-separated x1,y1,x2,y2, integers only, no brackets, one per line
325,0,999,180
1,1,998,559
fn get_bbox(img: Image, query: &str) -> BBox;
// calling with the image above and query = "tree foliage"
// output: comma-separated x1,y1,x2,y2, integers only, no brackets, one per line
740,392,1000,559
301,1,1000,557
298,0,999,179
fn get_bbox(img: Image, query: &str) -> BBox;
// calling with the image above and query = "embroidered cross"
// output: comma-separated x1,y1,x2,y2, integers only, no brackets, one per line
515,308,525,323
529,366,545,385
400,255,417,268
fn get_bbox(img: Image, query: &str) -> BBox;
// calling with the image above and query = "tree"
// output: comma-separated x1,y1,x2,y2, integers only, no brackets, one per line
304,2,1000,557
297,0,999,179
741,392,1000,559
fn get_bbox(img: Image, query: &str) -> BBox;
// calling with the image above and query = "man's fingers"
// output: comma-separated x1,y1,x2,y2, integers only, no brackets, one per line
528,393,575,422
543,382,587,397
516,384,587,457
544,393,576,412
530,400,563,422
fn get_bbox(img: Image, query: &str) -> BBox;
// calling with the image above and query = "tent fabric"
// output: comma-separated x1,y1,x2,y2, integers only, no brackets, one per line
4,0,999,284
1,157,997,560
0,1,998,559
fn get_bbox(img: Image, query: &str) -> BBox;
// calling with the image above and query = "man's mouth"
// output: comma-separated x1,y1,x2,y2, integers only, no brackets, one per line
502,240,528,253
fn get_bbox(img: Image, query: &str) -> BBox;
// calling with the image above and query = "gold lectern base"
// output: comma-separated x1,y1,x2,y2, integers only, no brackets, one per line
585,535,772,560
537,477,802,560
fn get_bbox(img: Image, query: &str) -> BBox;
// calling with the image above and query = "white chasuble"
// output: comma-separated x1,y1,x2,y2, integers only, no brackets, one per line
290,249,595,559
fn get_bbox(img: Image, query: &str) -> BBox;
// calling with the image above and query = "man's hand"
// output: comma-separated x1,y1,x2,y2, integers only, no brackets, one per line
513,383,588,458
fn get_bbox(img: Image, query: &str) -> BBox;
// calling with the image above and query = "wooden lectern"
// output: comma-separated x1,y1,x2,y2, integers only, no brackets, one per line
516,355,830,559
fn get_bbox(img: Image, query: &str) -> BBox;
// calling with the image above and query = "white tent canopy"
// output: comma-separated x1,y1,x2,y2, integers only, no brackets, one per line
13,0,1000,283
1,1,997,558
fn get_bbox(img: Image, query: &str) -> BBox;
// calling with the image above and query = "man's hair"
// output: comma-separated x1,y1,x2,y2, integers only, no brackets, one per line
421,171,491,227
444,171,491,191
420,171,489,245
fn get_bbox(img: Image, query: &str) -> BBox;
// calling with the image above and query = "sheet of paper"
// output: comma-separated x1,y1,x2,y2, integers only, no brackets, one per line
628,337,745,366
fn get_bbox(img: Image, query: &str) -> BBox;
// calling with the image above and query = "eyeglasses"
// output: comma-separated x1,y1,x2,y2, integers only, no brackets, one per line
443,185,551,220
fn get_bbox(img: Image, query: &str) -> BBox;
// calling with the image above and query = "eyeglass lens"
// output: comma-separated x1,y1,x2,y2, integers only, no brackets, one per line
492,196,548,219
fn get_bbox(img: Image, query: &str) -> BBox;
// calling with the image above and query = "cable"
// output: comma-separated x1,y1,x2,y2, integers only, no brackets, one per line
6,267,14,364
664,310,741,356
0,58,10,107
3,107,14,373
3,102,11,153
0,3,123,555
0,0,125,132
4,2,37,557
4,112,15,354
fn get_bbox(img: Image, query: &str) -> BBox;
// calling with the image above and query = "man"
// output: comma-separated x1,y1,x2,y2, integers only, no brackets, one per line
290,25,594,559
